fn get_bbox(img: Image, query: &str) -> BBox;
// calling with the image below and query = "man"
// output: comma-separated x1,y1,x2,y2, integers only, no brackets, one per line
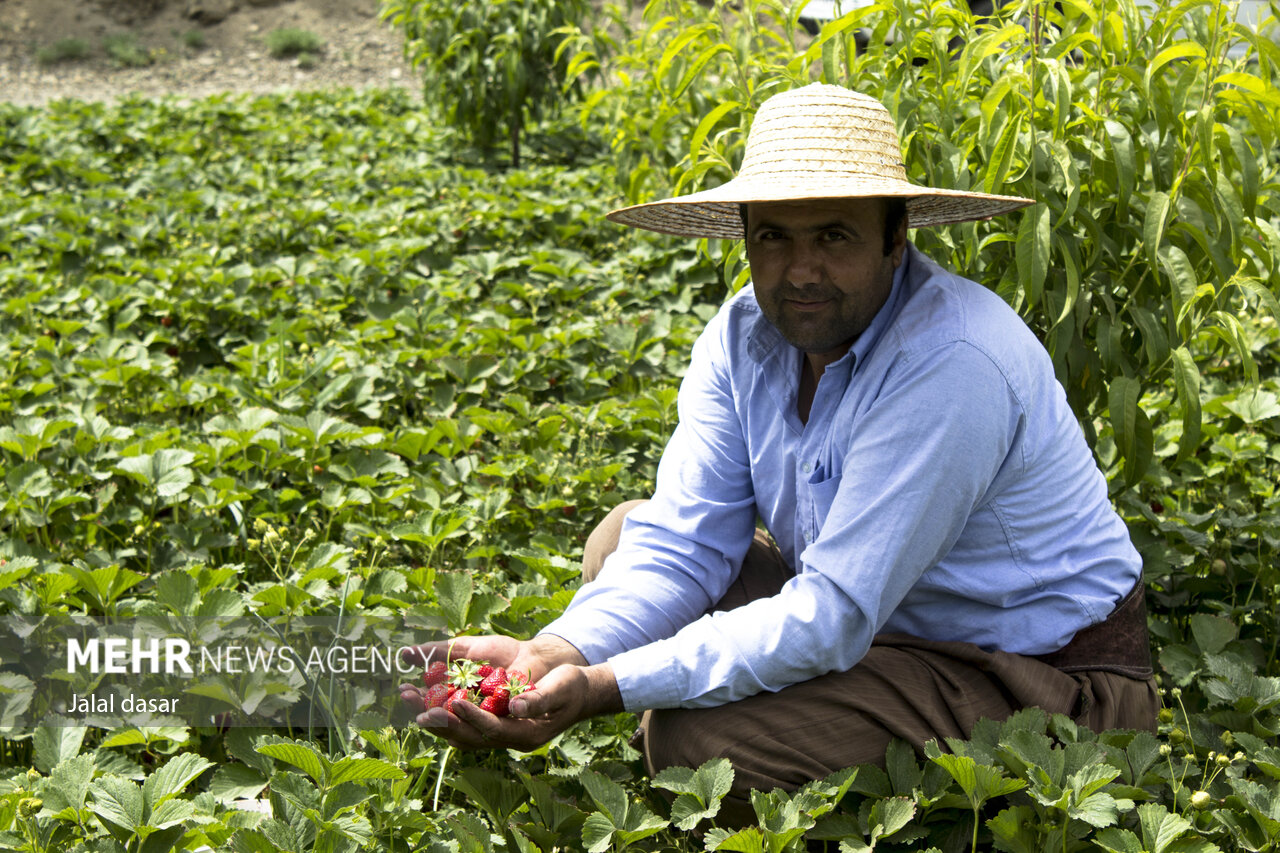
401,84,1158,819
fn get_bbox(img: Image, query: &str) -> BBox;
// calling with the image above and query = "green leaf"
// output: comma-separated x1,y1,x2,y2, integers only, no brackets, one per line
1104,120,1136,215
1015,204,1050,308
1158,245,1200,329
1189,613,1237,655
90,775,145,836
1130,306,1169,367
925,748,1026,809
210,764,269,804
652,757,733,829
40,752,95,815
448,767,527,828
1223,390,1280,424
1144,191,1172,271
869,796,916,841
984,111,1024,194
1143,42,1206,93
1137,802,1194,853
579,769,628,825
1102,373,1152,483
690,101,740,161
1070,791,1123,828
229,828,285,853
1170,346,1202,461
117,449,196,498
582,811,618,853
1094,827,1145,853
328,757,406,787
256,740,330,786
34,724,87,773
148,797,197,830
988,804,1044,853
434,571,474,632
706,826,766,853
445,811,493,853
143,752,214,807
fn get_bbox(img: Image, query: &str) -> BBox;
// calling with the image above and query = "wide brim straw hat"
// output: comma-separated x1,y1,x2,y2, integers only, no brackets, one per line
607,83,1034,239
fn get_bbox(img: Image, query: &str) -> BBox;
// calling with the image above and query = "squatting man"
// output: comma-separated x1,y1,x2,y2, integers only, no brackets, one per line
400,84,1158,821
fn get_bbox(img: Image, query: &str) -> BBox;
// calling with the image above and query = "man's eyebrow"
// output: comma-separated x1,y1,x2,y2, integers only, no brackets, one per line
750,219,862,235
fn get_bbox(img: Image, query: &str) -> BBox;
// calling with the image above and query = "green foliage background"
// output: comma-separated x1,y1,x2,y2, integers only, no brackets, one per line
563,0,1280,487
0,0,1276,849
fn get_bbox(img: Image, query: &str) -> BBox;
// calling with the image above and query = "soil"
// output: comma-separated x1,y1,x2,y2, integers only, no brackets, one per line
0,0,416,107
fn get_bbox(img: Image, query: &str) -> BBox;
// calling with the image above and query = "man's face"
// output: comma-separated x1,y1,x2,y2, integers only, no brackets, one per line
745,198,906,364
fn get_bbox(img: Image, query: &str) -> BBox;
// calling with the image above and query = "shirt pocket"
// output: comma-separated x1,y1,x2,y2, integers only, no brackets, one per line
808,465,843,535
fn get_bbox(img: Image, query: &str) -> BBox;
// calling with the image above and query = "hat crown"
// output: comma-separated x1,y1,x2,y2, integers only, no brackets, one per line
737,84,908,184
603,83,1034,239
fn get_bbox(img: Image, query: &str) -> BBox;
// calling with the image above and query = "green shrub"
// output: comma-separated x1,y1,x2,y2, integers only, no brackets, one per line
102,31,152,67
182,29,207,50
34,37,91,66
266,27,323,59
562,0,1280,489
382,0,593,167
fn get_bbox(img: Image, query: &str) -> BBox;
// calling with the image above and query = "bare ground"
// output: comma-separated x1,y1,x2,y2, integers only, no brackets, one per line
0,0,416,107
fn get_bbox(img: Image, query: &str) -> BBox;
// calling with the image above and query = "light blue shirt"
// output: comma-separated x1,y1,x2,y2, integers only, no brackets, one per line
541,244,1142,711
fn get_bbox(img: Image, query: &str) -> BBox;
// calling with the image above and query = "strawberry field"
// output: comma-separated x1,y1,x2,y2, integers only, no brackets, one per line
2,0,1280,849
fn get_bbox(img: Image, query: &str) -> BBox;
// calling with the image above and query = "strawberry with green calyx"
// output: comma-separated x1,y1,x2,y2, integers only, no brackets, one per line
448,659,484,690
506,670,536,696
494,670,536,717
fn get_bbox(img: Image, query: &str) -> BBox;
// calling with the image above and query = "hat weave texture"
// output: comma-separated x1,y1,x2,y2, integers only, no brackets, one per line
607,84,1033,238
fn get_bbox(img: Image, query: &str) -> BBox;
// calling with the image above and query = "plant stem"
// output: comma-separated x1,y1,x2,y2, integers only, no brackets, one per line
432,745,453,812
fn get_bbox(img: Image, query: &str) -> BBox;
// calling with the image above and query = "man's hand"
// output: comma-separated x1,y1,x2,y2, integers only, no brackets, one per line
404,662,623,752
398,634,622,751
400,633,586,685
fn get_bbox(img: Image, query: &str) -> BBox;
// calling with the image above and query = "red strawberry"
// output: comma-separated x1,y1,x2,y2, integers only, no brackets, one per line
479,691,509,716
476,663,495,680
424,683,451,709
422,661,448,688
444,688,472,713
478,667,507,697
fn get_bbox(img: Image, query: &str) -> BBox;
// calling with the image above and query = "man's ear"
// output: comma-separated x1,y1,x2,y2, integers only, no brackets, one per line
890,217,907,268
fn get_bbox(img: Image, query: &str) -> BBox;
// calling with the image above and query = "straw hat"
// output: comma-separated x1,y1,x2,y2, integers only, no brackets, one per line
607,83,1034,239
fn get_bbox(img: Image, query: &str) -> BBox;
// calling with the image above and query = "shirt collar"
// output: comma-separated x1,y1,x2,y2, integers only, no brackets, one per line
846,242,911,372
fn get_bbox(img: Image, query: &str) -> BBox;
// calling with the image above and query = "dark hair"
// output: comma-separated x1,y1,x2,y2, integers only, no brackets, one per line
739,198,908,256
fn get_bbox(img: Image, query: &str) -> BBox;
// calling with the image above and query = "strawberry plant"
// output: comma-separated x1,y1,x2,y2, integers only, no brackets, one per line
0,2,1275,844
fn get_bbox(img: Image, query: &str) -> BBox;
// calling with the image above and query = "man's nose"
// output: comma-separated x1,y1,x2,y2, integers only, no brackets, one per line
785,242,822,286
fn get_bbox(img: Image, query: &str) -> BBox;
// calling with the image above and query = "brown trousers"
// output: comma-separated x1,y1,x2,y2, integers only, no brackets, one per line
583,500,1160,825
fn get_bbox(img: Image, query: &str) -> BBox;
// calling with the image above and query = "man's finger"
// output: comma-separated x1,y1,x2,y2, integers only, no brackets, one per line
451,701,504,741
421,708,449,728
507,694,534,719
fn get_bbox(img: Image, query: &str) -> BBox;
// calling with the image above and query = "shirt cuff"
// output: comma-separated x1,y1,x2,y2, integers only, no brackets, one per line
605,643,683,711
535,616,624,668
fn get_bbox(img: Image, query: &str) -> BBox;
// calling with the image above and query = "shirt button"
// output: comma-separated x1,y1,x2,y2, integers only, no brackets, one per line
803,532,812,543
802,462,812,474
